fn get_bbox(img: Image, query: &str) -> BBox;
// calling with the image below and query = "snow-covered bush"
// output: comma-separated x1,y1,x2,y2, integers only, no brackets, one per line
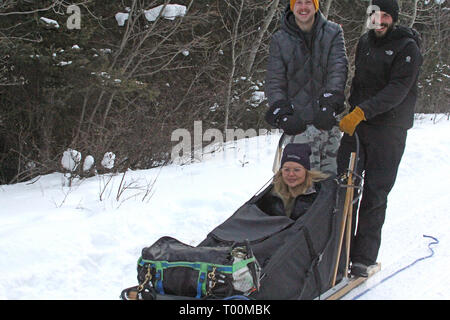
61,149,82,172
83,155,95,174
101,152,116,170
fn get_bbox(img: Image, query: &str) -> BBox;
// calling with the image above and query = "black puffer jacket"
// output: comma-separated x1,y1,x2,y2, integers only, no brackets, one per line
257,184,321,221
265,6,348,123
349,26,423,129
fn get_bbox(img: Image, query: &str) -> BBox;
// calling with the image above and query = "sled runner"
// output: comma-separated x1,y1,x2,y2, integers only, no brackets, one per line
121,137,375,300
317,263,381,300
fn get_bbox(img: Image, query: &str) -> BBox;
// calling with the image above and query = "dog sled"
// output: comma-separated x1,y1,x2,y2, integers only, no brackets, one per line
121,141,379,300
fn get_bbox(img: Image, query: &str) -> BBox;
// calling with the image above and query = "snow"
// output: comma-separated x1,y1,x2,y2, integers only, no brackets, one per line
40,17,60,29
144,4,187,22
101,152,116,170
0,115,449,300
343,114,450,300
250,91,265,106
57,61,72,67
116,4,187,26
61,149,81,171
83,155,95,173
115,12,129,26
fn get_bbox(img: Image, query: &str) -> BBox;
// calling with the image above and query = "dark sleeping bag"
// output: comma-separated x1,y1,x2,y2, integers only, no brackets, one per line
198,177,348,300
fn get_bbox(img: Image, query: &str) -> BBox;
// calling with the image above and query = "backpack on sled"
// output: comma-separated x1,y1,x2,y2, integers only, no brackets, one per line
121,237,260,300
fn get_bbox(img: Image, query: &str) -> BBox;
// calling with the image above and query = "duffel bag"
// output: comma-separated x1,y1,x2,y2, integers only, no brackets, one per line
127,236,260,300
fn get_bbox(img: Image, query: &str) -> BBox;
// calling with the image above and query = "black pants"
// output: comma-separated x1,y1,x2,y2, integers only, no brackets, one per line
337,123,407,265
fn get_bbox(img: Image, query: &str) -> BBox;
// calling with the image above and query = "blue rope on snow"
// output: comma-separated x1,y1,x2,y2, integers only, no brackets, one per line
352,234,439,300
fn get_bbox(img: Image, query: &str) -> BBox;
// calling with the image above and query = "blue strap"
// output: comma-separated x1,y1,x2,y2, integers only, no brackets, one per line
155,270,164,294
196,272,206,298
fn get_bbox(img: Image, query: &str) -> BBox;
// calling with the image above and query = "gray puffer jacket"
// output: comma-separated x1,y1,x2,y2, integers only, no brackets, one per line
265,6,348,123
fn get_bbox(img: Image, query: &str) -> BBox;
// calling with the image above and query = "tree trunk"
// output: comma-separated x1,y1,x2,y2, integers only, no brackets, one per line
409,0,419,28
322,0,334,19
245,0,280,76
224,0,244,132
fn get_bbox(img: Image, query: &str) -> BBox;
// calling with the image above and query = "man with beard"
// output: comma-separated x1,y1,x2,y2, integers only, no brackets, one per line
264,0,348,175
337,0,423,277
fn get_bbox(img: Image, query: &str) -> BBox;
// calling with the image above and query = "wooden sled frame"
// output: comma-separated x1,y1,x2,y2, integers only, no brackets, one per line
316,151,380,300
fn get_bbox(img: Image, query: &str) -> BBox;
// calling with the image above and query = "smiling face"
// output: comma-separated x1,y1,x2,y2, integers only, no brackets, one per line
281,161,307,188
292,0,316,31
370,10,394,38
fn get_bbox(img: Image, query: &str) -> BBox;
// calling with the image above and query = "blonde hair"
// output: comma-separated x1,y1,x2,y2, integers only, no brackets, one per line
273,169,329,209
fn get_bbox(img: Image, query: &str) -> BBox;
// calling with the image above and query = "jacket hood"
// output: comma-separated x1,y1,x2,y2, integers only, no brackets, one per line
369,25,422,48
396,25,422,48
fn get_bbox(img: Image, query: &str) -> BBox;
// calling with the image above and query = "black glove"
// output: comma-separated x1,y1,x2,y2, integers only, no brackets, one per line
319,91,345,115
265,100,293,127
278,114,307,136
313,106,337,131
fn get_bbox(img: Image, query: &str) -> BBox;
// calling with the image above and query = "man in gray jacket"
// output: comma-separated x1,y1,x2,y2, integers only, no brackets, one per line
265,0,348,175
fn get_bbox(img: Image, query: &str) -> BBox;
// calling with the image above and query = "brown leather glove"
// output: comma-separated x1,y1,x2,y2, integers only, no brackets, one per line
339,107,366,136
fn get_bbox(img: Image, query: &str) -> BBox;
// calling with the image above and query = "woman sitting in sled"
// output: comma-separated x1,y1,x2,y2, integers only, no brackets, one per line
258,143,329,220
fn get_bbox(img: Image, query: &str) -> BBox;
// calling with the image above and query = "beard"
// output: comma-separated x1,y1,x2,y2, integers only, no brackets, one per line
374,22,394,38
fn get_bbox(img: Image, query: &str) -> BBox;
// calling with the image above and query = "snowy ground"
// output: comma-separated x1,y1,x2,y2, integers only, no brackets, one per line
0,114,449,300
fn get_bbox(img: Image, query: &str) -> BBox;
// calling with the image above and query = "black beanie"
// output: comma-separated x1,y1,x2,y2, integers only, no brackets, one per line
280,143,312,170
371,0,399,22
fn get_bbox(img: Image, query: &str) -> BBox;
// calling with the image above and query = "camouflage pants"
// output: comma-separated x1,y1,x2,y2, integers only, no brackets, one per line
273,125,342,175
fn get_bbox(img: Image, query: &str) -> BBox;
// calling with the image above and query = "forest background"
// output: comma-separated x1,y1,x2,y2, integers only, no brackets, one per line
0,0,448,184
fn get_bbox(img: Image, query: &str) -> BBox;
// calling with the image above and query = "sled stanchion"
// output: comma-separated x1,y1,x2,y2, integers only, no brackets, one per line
317,133,382,300
272,133,285,174
344,159,356,279
331,152,357,287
